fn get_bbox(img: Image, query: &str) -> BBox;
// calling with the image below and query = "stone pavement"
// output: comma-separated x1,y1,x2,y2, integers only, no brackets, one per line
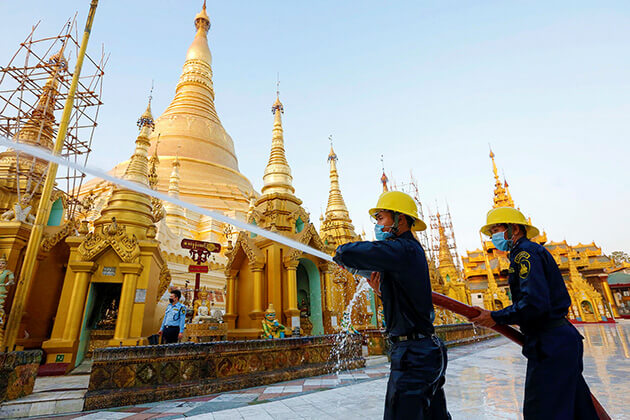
45,323,630,419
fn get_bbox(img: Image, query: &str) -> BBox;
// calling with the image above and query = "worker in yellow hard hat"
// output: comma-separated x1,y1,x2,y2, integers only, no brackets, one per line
334,191,450,420
470,207,598,419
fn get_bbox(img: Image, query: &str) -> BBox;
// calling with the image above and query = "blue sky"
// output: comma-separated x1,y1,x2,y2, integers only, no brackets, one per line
2,1,628,256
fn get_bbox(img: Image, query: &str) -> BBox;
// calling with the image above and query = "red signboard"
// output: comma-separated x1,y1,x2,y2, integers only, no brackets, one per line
180,239,221,253
188,265,209,273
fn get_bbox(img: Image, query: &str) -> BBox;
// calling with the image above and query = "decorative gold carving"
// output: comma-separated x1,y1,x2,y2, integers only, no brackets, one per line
156,262,172,302
78,218,140,263
39,219,79,254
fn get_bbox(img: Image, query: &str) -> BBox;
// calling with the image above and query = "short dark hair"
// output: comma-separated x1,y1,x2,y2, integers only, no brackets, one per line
171,289,181,300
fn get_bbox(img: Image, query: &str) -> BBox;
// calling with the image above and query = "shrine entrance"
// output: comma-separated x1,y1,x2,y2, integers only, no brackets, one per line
297,258,324,336
76,282,121,367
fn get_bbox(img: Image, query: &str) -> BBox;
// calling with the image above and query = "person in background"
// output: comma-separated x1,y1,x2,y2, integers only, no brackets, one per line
158,289,186,344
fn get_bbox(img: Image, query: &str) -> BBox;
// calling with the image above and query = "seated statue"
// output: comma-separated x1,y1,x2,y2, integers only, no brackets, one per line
193,288,214,323
1,194,35,224
261,303,285,339
96,299,118,329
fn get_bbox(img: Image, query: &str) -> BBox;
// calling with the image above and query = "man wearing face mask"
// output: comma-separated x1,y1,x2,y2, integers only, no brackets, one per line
469,207,598,419
334,191,450,420
158,289,187,344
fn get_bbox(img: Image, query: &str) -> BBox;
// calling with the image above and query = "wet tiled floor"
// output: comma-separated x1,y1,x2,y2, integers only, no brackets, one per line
51,323,630,419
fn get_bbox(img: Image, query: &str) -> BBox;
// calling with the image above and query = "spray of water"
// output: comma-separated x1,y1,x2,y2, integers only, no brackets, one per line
1,137,375,372
0,137,333,263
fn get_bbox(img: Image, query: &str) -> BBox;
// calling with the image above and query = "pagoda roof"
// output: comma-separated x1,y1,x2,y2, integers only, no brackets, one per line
608,271,630,286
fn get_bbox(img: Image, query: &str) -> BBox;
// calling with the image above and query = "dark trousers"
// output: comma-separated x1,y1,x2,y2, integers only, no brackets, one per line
162,326,180,344
522,324,598,420
385,336,450,420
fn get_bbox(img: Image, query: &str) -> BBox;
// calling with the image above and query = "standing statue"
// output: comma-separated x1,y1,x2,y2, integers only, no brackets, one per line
340,311,360,335
1,194,36,223
0,254,16,329
261,303,286,339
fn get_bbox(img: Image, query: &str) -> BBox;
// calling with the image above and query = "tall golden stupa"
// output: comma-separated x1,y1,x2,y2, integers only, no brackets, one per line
80,3,257,304
83,2,254,224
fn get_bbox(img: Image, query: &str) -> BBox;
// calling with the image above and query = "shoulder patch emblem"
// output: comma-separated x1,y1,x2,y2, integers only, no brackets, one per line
514,251,530,263
519,259,531,279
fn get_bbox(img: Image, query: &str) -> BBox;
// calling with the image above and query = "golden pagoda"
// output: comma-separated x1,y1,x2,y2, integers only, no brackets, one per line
79,3,254,308
41,101,169,368
433,212,469,304
82,1,254,223
463,148,619,320
223,93,335,339
320,143,373,330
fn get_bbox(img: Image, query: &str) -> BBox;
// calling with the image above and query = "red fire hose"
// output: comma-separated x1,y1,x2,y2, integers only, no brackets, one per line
431,291,611,420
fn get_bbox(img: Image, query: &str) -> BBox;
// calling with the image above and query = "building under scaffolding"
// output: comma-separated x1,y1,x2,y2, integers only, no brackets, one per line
0,15,107,220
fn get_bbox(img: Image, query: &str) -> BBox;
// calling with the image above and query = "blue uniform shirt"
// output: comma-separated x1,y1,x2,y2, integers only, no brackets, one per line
491,237,571,334
334,231,434,337
160,301,186,331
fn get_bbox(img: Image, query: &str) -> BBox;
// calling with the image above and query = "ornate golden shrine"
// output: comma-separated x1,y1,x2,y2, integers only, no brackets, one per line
40,102,169,368
223,94,338,339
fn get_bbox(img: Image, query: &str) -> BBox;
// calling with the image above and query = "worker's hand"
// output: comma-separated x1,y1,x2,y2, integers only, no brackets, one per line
178,333,183,340
158,330,162,335
469,307,496,328
367,272,381,297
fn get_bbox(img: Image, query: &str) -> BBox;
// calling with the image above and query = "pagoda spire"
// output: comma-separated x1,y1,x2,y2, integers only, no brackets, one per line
325,136,351,221
321,137,357,246
436,212,456,271
380,155,389,192
133,1,254,213
164,148,188,234
261,90,294,195
95,101,156,234
489,146,514,208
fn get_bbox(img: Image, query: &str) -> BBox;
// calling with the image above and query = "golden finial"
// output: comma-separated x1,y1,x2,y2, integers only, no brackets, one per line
194,0,210,31
328,135,337,162
380,155,389,192
272,74,283,113
137,83,155,130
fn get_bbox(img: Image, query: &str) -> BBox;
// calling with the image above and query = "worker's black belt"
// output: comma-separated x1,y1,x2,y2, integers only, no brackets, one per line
523,318,571,336
388,332,429,343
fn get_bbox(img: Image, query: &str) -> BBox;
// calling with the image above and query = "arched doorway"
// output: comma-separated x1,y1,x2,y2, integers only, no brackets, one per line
297,258,324,335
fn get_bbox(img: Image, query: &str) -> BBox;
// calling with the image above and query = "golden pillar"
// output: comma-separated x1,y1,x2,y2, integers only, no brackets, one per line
248,265,265,320
224,270,238,329
321,267,332,310
284,259,300,328
112,263,143,343
63,261,97,341
600,277,620,318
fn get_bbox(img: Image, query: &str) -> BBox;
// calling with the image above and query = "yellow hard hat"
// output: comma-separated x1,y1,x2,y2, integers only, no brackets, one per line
369,191,427,231
480,207,540,239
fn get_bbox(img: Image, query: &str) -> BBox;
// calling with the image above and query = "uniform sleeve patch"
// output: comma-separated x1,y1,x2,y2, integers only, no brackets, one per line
514,251,530,263
519,259,531,279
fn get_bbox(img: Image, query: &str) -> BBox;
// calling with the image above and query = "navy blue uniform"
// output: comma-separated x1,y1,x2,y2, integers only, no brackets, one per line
491,237,598,419
335,231,449,420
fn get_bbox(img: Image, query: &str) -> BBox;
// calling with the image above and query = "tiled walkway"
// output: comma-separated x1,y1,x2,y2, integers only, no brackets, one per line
50,323,630,419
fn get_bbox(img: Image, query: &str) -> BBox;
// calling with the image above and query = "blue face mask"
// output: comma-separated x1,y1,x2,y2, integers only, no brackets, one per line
375,224,394,241
491,231,511,251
